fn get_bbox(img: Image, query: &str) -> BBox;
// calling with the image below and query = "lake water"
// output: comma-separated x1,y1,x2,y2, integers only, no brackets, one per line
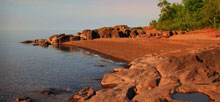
171,93,211,102
0,30,126,102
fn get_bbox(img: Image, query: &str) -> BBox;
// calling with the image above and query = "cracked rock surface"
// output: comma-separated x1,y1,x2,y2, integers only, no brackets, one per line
71,45,220,102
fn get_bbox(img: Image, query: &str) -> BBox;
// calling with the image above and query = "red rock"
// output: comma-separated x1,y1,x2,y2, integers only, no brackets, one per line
98,27,113,38
69,87,96,102
9,96,32,102
111,30,121,38
129,29,138,38
77,46,220,102
113,25,129,34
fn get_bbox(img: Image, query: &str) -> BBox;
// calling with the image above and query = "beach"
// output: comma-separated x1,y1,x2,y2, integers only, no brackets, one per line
17,27,220,102
3,0,220,101
60,32,220,102
61,37,220,62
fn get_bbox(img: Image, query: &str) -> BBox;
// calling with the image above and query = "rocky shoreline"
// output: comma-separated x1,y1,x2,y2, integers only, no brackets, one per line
69,44,220,102
21,25,187,47
19,25,220,102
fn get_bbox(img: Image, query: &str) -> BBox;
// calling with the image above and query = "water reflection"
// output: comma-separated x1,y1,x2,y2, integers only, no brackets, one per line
171,93,212,102
51,44,80,52
49,44,126,64
0,42,126,102
50,45,102,59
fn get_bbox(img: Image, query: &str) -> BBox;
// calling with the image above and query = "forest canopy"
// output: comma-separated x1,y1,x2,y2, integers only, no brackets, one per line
150,0,220,31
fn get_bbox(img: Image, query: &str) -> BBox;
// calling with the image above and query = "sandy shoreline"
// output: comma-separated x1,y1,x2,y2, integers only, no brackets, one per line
68,39,220,102
18,29,220,102
60,44,131,63
61,38,220,62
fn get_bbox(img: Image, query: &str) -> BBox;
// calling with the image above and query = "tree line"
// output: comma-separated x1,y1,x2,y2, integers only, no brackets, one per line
150,0,220,31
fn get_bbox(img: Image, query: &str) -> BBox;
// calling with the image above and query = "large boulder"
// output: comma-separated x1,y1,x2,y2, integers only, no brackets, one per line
69,87,96,102
114,25,128,30
48,34,73,44
81,29,100,40
162,31,170,38
120,29,130,37
81,30,90,40
113,25,129,33
113,25,131,37
111,29,121,38
129,29,138,38
57,34,73,43
136,29,146,35
70,36,81,41
72,45,220,102
75,32,81,36
98,27,113,38
47,33,65,44
63,34,73,41
91,30,100,39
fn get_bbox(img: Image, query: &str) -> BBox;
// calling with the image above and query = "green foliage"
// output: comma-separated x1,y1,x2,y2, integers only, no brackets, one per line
151,0,220,31
149,20,157,28
200,0,220,28
136,26,144,30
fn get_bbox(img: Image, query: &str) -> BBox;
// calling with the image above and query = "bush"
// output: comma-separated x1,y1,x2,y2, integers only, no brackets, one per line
153,0,220,31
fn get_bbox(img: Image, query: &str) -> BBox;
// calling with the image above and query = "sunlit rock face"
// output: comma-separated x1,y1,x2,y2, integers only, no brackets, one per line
73,45,220,102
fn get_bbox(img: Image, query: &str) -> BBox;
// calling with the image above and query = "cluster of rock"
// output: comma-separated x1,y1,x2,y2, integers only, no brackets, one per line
9,96,32,102
69,87,96,102
40,88,73,96
21,33,74,47
70,44,220,102
73,25,186,40
9,88,74,102
21,25,186,46
21,39,50,47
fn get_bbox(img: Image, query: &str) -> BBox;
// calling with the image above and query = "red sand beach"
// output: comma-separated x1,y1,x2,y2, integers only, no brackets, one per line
62,37,220,62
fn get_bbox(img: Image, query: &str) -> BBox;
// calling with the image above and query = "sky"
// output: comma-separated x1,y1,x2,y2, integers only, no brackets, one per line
0,0,182,30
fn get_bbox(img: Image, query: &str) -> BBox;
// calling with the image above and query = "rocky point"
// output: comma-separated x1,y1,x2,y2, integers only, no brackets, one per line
70,44,220,102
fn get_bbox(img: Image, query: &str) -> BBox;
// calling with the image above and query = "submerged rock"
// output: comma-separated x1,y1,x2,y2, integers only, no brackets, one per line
40,88,73,96
36,39,49,47
21,40,36,44
21,39,49,47
9,96,32,102
69,87,95,102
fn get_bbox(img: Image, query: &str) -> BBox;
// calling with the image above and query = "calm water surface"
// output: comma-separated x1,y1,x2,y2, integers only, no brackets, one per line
0,30,126,102
171,93,211,102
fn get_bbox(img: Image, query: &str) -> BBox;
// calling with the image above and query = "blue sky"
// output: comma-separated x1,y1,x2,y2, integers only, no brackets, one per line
0,0,181,30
